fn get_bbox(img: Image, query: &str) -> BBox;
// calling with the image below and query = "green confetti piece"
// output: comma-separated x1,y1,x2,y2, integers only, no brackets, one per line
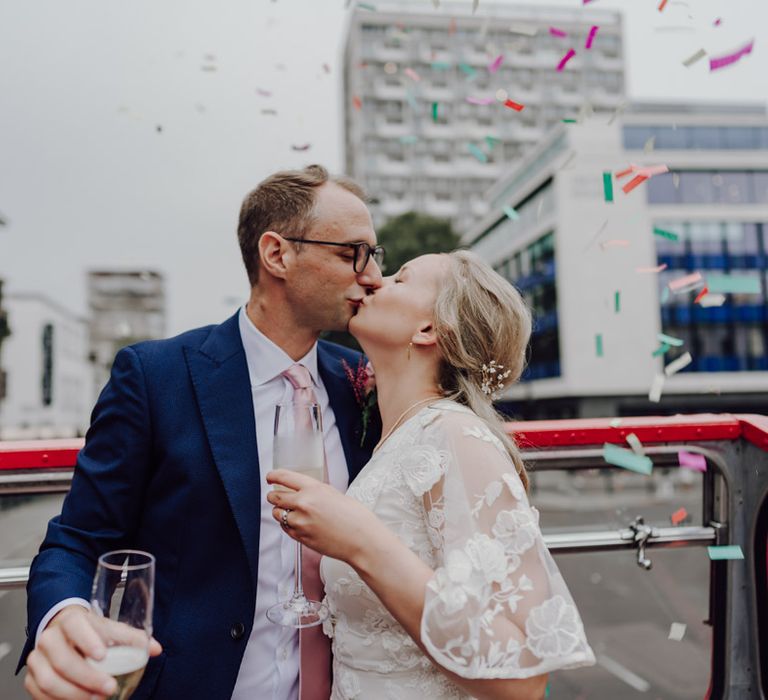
652,342,671,357
562,118,577,123
707,545,744,561
653,227,680,241
661,286,671,303
705,274,761,295
356,1,377,10
432,102,439,122
603,172,613,202
545,681,551,698
595,333,604,357
614,290,621,313
484,135,501,148
399,135,419,144
467,142,487,162
503,205,520,220
603,443,653,475
458,62,477,78
431,61,451,71
658,332,684,347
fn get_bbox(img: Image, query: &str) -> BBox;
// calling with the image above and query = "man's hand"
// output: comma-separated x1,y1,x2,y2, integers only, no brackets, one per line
24,605,162,699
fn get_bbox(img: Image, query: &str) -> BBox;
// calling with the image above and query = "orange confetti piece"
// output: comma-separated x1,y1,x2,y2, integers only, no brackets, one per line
622,174,648,194
671,507,688,525
352,95,362,110
504,99,525,111
694,286,709,304
658,0,669,11
615,165,634,179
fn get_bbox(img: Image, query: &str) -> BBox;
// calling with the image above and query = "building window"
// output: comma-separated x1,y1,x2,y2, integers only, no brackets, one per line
648,171,768,205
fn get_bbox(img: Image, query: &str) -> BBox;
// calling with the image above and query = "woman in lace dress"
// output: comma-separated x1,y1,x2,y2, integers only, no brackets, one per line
267,250,595,699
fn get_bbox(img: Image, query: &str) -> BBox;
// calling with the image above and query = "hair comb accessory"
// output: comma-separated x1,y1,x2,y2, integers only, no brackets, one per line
480,360,512,399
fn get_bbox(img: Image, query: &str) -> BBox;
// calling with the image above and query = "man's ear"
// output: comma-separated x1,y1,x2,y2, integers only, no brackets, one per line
411,322,438,348
258,231,292,279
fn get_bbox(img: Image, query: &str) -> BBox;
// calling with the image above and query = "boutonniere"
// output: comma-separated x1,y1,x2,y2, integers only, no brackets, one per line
341,357,377,446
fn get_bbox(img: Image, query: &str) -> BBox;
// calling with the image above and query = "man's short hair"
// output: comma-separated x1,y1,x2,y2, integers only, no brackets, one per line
237,164,367,286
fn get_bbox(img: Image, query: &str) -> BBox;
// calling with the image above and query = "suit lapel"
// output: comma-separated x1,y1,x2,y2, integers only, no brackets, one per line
184,313,261,589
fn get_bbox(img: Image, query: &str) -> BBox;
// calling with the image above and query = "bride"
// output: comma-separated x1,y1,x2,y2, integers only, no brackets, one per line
267,250,595,699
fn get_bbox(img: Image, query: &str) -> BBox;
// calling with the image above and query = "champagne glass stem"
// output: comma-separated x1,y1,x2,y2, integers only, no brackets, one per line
293,541,304,600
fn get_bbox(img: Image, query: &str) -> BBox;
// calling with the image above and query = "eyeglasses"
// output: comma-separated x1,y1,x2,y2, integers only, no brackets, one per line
280,236,385,273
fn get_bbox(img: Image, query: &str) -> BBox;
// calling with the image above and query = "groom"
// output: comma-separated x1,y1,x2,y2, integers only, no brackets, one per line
20,165,383,699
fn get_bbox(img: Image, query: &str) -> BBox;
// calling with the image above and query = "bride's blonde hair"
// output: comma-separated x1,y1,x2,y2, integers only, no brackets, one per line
433,250,533,490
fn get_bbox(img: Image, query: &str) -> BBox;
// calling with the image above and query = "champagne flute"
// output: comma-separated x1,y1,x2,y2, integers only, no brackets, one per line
89,550,155,700
266,401,329,628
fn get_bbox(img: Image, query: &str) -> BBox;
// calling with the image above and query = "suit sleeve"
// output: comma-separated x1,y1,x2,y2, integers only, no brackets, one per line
20,346,155,669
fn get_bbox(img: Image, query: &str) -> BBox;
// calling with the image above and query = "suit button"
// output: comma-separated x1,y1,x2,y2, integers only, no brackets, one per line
230,622,246,641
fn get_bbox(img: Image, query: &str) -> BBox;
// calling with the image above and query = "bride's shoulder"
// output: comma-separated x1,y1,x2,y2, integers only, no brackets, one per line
420,399,484,430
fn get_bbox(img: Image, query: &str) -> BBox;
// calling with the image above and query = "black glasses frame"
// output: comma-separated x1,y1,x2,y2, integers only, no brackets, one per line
280,236,385,273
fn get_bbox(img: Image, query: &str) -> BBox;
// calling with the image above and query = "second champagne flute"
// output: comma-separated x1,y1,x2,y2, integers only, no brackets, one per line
266,401,328,627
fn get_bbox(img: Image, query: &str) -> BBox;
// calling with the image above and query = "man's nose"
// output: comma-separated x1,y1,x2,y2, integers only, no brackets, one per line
358,257,383,289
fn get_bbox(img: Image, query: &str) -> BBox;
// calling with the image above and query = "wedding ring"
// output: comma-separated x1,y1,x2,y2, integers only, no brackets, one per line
281,508,292,528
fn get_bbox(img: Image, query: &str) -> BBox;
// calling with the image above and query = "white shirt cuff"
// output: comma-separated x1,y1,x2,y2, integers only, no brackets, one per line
36,598,90,645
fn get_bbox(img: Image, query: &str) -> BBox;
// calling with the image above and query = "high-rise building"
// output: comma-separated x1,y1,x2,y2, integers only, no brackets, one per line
343,1,625,235
464,102,768,419
88,270,166,396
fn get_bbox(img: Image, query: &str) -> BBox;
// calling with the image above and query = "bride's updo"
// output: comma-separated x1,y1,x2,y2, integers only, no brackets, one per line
433,250,533,490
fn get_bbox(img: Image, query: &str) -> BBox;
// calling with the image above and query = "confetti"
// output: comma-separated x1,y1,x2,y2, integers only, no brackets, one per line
661,286,670,303
356,2,377,10
658,0,668,10
155,125,163,133
609,418,623,428
352,96,362,111
699,293,726,308
603,443,653,475
615,165,634,180
709,39,754,71
682,48,707,67
585,25,599,49
649,374,665,403
668,623,687,641
614,290,621,313
431,61,451,70
503,205,520,220
484,135,500,148
671,507,688,525
504,99,525,111
291,143,311,151
466,96,495,105
643,136,656,153
322,63,331,74
595,333,604,357
549,27,567,38
256,88,273,97
509,23,538,37
713,18,722,27
432,102,440,122
562,118,577,123
404,67,421,82
448,18,457,36
705,274,761,294
622,174,648,194
678,450,707,472
600,239,630,249
626,433,644,455
636,263,668,273
636,164,669,178
668,272,703,292
652,342,671,357
488,54,504,73
665,352,692,377
467,143,487,162
557,49,576,71
707,545,744,561
658,332,684,347
459,63,477,78
603,172,614,202
653,227,679,241
261,108,278,116
693,286,709,304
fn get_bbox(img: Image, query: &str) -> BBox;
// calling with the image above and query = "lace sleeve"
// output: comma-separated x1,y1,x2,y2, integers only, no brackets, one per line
411,405,595,680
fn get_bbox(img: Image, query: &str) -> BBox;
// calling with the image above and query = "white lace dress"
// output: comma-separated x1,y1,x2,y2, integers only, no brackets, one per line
319,400,595,699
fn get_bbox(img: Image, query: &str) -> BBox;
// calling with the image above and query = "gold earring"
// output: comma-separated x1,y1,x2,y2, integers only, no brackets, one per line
407,342,413,360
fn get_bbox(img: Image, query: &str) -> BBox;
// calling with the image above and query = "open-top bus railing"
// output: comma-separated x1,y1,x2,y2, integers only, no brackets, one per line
1,414,767,698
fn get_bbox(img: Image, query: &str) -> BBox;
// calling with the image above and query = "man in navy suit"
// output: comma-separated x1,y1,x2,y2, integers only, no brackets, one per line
20,164,383,699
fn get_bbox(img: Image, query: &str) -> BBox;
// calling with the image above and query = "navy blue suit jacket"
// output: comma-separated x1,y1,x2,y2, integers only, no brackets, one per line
20,312,380,698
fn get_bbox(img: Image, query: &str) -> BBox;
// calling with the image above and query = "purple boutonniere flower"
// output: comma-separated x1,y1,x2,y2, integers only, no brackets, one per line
342,358,377,446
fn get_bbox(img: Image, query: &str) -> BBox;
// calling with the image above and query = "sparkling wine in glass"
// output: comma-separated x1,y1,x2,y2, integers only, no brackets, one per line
266,401,329,628
89,550,155,700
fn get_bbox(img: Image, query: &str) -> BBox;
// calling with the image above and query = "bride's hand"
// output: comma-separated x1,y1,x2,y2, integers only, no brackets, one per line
266,470,383,563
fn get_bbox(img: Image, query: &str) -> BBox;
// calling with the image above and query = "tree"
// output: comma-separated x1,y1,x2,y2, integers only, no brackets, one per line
376,211,461,275
322,211,461,350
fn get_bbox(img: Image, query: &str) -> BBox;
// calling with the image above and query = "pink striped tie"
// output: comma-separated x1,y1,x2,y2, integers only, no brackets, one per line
281,363,332,700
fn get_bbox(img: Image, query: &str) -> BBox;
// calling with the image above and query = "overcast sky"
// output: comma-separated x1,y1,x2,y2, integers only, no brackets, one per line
0,0,766,334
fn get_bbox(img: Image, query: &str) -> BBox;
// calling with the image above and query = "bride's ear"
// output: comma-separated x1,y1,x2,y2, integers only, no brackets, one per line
411,323,438,348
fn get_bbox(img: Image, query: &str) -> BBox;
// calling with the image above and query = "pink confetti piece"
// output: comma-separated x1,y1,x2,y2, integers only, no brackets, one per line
550,27,567,38
291,143,311,151
256,88,273,97
636,164,669,178
583,0,596,4
636,263,668,274
404,67,421,82
488,54,504,73
658,0,668,10
678,450,707,472
669,271,703,291
713,18,722,27
352,95,362,110
600,239,630,249
557,48,576,71
585,25,599,49
709,39,754,71
466,96,495,105
504,99,525,111
622,174,648,194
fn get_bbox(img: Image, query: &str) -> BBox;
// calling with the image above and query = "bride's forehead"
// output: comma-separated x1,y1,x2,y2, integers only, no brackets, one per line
410,253,450,278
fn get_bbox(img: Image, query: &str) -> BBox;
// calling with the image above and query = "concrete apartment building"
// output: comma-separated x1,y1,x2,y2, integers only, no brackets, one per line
465,102,768,419
343,1,625,235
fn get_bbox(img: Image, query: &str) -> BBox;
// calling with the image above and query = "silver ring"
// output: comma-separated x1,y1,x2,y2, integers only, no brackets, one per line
281,508,292,528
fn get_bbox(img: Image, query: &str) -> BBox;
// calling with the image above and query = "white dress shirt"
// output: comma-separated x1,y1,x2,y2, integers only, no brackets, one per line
38,307,350,700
